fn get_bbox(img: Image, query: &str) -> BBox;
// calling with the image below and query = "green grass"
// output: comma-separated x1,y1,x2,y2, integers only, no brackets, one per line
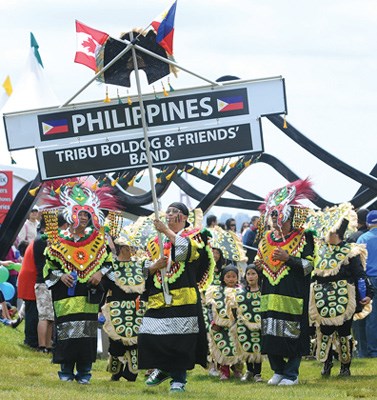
1,323,376,399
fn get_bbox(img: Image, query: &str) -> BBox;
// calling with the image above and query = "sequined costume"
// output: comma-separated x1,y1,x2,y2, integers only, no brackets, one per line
138,227,215,372
233,287,262,363
102,257,146,380
310,241,371,366
205,285,239,366
44,226,113,365
256,229,314,357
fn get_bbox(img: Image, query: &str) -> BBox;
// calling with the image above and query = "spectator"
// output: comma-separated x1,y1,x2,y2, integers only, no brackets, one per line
347,208,370,243
357,210,377,358
225,218,237,233
240,221,250,237
17,205,40,244
206,215,218,229
242,216,260,263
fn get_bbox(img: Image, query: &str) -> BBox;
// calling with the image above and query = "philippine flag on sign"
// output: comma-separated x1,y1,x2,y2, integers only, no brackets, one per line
42,119,69,135
217,96,244,112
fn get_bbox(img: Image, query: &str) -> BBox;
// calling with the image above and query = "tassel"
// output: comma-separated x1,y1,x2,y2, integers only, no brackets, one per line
186,166,195,173
222,159,231,172
127,90,132,106
135,170,145,183
229,159,238,168
104,86,111,103
111,176,119,186
244,157,252,167
91,180,98,190
49,186,55,196
217,159,225,175
203,162,210,175
98,177,107,187
236,159,244,168
156,173,162,184
283,115,288,129
11,155,16,164
29,185,41,196
128,176,136,187
165,168,176,181
117,89,123,104
153,86,159,100
209,161,217,174
162,82,169,97
168,77,174,92
55,185,62,195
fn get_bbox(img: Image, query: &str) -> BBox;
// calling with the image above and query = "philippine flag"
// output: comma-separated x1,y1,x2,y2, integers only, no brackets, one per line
151,1,177,55
42,119,69,135
74,20,109,71
217,96,244,112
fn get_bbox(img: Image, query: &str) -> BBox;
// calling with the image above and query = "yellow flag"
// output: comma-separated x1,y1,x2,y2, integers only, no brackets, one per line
2,75,12,96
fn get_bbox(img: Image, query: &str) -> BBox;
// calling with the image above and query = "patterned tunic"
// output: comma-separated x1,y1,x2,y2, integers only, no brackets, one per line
44,227,112,364
138,228,214,371
256,229,315,357
102,258,146,374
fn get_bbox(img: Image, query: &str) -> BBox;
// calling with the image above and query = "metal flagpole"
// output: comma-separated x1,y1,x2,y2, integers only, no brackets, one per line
129,32,172,305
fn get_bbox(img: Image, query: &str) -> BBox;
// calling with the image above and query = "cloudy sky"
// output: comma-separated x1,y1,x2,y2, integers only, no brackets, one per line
0,0,376,215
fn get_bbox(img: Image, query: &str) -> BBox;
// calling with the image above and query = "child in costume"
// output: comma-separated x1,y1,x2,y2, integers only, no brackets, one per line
206,264,243,380
233,264,263,383
101,228,146,382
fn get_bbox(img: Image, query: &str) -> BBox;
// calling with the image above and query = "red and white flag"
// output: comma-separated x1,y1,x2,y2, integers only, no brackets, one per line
74,21,109,71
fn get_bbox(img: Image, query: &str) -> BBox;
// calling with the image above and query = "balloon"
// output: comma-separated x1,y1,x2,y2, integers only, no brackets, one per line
0,282,15,301
0,266,9,283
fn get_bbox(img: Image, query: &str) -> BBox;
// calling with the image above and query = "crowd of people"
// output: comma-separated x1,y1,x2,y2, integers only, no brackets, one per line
0,178,376,393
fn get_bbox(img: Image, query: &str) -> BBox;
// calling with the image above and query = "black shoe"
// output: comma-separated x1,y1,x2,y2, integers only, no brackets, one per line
122,366,137,382
339,364,351,377
321,360,333,377
11,317,23,329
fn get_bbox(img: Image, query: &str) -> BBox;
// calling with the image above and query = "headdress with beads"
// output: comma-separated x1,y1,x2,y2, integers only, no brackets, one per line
257,178,315,237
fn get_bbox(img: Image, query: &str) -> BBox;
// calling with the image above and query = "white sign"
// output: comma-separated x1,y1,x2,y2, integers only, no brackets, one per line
4,77,286,151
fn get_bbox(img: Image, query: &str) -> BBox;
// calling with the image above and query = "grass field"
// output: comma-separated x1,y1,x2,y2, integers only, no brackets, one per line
1,323,376,400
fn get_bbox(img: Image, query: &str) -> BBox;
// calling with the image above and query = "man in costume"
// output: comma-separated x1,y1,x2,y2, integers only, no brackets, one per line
138,202,214,393
43,182,117,383
309,204,372,377
254,179,315,386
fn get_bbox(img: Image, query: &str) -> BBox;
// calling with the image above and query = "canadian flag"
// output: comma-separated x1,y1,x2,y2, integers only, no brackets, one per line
74,20,109,71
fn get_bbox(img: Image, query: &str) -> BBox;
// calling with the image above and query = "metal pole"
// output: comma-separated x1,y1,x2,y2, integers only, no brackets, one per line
130,32,172,305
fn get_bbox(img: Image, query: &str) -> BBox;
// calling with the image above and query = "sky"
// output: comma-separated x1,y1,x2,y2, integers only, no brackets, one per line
0,0,376,221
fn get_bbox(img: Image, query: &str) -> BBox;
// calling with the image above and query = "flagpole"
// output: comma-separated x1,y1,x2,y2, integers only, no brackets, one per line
129,32,172,305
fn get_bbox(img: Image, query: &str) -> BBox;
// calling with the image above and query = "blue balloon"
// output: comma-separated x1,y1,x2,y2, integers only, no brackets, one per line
0,282,15,301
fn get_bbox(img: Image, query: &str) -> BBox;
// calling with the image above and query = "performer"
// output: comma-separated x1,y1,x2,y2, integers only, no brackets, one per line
43,182,118,384
309,204,373,377
254,179,315,386
205,264,242,381
234,264,263,383
138,202,214,393
102,229,146,382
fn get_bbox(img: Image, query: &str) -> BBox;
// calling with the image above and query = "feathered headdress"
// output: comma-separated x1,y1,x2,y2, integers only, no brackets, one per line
258,178,315,233
40,178,120,231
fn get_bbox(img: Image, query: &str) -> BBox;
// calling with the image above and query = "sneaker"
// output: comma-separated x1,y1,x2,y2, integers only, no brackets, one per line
77,378,90,385
170,382,185,392
145,369,170,386
267,373,284,385
253,374,263,383
240,371,253,382
11,316,23,329
278,378,299,386
208,367,219,377
59,376,74,382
